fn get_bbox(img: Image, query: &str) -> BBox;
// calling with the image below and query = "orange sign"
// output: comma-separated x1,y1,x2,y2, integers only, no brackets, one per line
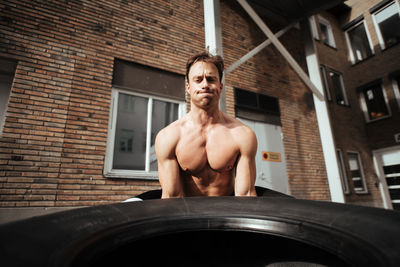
262,151,282,162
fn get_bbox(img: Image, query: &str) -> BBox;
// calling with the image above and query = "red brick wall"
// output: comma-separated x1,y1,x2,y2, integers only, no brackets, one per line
0,0,331,207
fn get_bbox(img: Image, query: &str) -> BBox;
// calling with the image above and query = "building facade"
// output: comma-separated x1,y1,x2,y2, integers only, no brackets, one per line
310,0,400,208
0,0,398,212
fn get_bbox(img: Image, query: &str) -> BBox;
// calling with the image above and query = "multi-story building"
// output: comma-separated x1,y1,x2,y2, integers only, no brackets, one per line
0,0,398,221
310,0,400,209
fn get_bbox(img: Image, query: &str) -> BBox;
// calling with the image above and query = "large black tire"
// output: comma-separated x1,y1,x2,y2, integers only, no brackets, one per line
1,197,400,267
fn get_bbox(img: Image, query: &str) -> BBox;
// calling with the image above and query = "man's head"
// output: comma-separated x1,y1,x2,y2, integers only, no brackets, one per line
186,52,224,83
185,52,224,109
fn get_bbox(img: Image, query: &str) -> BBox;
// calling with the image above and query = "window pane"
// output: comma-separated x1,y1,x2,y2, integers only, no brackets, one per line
235,89,257,108
375,3,400,47
113,93,148,170
363,85,389,120
348,24,373,62
150,100,179,171
336,150,349,194
348,155,359,171
348,153,367,193
329,71,346,105
320,66,331,101
320,23,329,44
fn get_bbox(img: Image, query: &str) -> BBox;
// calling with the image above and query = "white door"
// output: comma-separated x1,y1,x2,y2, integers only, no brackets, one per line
373,146,400,210
239,118,289,194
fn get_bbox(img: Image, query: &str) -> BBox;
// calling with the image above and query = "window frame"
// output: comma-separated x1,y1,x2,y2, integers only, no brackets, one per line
359,82,391,122
336,149,350,195
104,87,186,179
347,151,368,194
322,66,349,106
345,20,375,64
320,65,332,101
0,58,17,135
392,76,400,110
371,0,400,50
318,16,336,48
309,16,320,40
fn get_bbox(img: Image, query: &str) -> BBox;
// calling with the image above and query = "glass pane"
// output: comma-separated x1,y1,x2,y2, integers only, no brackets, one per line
363,86,388,120
320,23,329,44
320,66,331,101
336,150,349,193
376,3,400,47
150,100,179,171
348,24,373,62
113,93,148,170
235,89,258,108
329,72,346,105
348,154,359,171
348,153,366,192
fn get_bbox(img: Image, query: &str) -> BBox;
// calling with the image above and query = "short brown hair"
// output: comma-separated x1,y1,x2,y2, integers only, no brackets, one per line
186,51,224,82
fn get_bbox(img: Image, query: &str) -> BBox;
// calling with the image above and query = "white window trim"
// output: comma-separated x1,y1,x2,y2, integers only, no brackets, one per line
104,87,186,180
318,15,336,48
336,149,350,195
371,0,400,50
347,151,368,194
309,16,320,40
344,20,375,64
392,77,400,110
359,83,392,123
320,65,332,101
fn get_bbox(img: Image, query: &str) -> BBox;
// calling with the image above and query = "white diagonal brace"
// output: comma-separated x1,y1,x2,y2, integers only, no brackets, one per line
237,0,324,101
226,23,294,74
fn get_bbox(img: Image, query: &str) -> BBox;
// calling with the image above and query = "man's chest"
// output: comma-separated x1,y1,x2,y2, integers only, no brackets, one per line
175,128,239,173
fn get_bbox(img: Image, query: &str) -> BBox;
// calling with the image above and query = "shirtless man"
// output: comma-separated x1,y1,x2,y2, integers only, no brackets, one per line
155,52,257,198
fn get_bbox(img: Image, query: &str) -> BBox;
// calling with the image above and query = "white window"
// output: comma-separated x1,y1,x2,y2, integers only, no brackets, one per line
0,59,17,135
337,149,350,195
105,59,186,179
318,16,336,48
320,65,332,101
345,21,374,64
392,76,400,110
372,0,400,50
321,66,348,106
309,16,320,40
104,89,185,179
359,82,391,122
347,152,368,194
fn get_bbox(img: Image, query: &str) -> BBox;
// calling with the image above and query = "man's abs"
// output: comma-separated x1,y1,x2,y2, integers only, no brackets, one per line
180,169,234,196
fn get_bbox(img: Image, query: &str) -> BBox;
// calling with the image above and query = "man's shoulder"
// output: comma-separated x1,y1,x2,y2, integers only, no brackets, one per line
157,119,182,141
155,119,184,158
225,116,253,135
226,117,257,146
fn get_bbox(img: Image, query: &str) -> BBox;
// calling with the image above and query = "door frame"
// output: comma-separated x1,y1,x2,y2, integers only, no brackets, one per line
372,145,400,210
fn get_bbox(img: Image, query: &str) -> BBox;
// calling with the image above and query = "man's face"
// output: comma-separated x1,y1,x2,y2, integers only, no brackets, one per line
186,61,223,108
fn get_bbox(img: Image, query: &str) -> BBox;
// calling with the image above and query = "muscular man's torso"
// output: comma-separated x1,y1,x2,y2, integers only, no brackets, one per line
174,117,241,196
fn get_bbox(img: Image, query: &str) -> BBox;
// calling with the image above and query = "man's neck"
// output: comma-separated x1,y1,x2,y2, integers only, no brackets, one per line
188,104,224,127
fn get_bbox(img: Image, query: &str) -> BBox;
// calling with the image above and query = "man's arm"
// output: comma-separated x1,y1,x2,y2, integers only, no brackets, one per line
234,126,257,196
155,128,184,198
